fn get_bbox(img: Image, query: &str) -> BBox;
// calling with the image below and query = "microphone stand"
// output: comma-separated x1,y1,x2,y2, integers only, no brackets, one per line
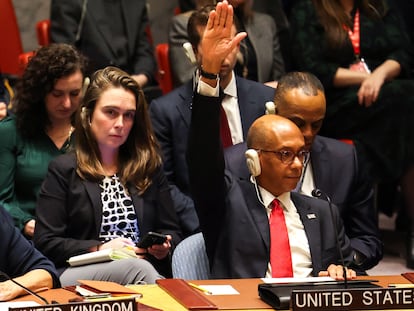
311,189,348,288
0,271,50,304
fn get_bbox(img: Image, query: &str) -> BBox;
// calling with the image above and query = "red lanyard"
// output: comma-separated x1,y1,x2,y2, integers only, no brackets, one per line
344,9,361,58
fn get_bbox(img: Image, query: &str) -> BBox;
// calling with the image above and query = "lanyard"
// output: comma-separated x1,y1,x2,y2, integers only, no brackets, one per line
344,9,361,58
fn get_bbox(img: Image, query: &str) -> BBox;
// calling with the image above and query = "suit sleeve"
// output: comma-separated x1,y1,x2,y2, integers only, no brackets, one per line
187,92,227,263
50,0,81,45
1,207,60,287
168,14,196,86
33,157,100,268
130,4,157,82
149,98,200,236
346,148,383,270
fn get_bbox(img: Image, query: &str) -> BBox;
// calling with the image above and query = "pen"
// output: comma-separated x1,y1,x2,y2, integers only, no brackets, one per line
188,282,212,295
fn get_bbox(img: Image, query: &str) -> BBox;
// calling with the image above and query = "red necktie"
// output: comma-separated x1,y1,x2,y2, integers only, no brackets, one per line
269,199,293,277
220,105,233,148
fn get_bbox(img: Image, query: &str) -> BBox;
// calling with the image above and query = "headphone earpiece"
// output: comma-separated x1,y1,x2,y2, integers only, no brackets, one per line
265,101,276,115
80,107,91,128
245,149,261,177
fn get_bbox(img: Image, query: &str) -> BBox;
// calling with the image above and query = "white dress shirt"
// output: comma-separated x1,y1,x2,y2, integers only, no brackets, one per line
197,71,243,145
259,187,313,278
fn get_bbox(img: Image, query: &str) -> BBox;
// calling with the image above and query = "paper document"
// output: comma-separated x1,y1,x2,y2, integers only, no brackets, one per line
67,246,137,266
261,276,335,283
0,301,39,311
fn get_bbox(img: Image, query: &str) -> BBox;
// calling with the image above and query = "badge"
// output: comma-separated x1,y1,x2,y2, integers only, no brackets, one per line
349,57,371,74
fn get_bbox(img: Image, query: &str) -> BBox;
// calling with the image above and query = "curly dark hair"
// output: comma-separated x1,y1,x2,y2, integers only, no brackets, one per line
13,43,87,139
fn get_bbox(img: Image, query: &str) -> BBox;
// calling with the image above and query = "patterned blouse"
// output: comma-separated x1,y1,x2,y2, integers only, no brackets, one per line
99,175,140,243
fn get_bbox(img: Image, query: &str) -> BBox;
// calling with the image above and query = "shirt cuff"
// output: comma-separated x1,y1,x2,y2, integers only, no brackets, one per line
197,78,220,97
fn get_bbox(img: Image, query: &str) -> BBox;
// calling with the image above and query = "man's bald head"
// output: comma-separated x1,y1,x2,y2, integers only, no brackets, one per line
247,114,304,150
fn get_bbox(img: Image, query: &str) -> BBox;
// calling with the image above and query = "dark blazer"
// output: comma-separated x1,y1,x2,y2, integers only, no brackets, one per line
33,154,182,277
50,0,156,81
149,77,275,236
0,206,60,287
224,136,382,271
187,93,353,278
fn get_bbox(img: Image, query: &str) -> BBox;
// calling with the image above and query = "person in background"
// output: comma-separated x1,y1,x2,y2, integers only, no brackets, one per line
169,0,285,87
151,4,275,237
34,67,182,286
0,43,86,237
225,71,383,273
50,0,156,89
289,0,414,268
0,205,59,301
0,103,6,121
187,0,356,280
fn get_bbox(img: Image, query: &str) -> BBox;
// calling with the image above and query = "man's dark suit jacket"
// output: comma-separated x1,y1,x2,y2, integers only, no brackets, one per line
149,77,275,236
51,0,156,81
224,138,383,271
0,206,60,287
33,154,182,277
187,93,353,278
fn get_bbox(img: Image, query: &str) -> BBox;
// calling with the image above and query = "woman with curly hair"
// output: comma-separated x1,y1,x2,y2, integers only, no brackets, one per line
0,43,87,238
33,66,182,285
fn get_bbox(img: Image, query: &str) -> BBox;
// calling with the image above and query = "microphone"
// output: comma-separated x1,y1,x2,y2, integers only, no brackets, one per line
0,270,51,304
311,189,348,288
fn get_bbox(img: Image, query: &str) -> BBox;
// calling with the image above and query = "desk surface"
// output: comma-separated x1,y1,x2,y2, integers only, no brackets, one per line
131,275,412,311
11,275,413,311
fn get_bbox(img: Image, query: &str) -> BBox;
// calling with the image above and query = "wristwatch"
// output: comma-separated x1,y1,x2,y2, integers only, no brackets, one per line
199,67,219,80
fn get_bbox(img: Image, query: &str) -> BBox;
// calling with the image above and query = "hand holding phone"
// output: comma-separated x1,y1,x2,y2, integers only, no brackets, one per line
136,232,168,249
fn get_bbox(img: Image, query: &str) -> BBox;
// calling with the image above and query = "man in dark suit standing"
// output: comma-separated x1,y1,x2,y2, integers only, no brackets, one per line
150,4,275,237
187,0,356,279
225,72,383,273
50,0,156,88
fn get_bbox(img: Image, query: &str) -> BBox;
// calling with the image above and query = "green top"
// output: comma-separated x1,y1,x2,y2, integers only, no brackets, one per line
0,116,73,230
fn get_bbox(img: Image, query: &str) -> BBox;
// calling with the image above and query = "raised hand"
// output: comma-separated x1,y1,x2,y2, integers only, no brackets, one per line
200,0,247,74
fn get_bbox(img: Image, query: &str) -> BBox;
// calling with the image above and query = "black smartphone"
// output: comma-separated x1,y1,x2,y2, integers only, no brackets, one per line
136,232,167,248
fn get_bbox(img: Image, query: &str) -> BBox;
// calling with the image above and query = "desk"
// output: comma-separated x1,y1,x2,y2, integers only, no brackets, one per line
129,275,412,311
9,275,413,311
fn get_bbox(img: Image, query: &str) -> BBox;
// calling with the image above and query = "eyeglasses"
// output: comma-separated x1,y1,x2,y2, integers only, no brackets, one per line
259,149,310,164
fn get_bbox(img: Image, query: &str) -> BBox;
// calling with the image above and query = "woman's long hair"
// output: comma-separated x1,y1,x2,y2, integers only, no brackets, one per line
312,0,388,48
14,43,86,139
75,66,162,194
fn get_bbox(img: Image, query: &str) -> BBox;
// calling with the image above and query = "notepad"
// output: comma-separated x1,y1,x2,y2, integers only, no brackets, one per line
67,246,137,266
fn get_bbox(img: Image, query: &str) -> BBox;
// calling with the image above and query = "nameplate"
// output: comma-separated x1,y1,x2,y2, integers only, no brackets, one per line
291,287,414,310
9,298,137,311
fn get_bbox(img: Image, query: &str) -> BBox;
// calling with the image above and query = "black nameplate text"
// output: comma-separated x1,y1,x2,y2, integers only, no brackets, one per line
8,298,137,311
291,287,414,311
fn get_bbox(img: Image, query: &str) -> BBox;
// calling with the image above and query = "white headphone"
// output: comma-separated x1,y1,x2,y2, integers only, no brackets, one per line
245,149,261,177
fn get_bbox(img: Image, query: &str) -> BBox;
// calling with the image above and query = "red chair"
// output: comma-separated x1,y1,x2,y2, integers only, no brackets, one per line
339,139,354,145
18,51,35,76
0,0,24,76
36,19,50,46
155,43,173,95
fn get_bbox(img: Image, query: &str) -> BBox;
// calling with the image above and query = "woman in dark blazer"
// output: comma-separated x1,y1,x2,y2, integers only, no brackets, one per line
34,67,182,286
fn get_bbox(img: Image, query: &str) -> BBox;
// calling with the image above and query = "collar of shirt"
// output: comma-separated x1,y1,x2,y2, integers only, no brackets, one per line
258,187,293,216
222,71,237,99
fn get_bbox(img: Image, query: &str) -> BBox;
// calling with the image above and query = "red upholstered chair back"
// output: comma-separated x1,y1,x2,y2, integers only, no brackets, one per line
0,0,23,76
155,43,173,95
36,19,50,46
